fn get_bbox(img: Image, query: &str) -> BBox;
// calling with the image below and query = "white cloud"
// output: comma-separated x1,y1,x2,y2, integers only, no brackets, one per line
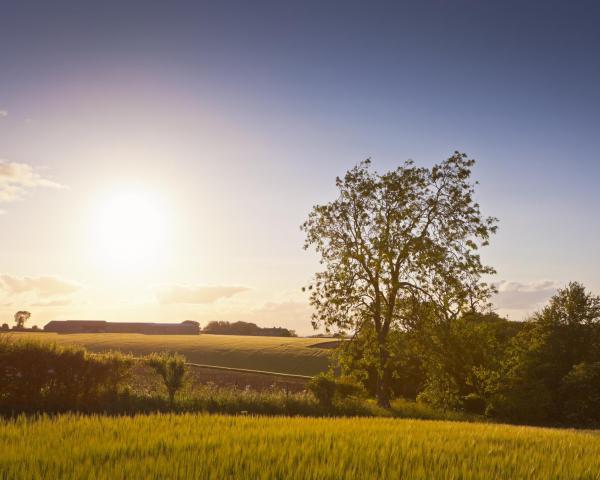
157,284,250,304
0,275,81,298
493,280,559,310
0,110,7,118
0,159,65,204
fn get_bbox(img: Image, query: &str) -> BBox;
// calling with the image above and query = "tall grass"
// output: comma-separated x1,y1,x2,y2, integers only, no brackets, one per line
1,414,599,479
90,386,382,418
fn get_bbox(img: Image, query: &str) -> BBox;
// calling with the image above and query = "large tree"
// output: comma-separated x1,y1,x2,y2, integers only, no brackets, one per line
302,152,497,407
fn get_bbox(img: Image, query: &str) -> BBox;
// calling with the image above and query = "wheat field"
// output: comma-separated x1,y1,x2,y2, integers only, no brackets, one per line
1,413,599,479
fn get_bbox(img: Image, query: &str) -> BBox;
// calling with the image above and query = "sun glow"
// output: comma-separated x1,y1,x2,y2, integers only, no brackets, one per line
92,189,169,271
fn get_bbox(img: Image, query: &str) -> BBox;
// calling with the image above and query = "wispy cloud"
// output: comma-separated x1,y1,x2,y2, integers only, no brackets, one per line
157,284,250,304
0,159,65,205
251,300,312,317
493,280,559,310
0,275,81,298
31,299,73,307
0,110,7,118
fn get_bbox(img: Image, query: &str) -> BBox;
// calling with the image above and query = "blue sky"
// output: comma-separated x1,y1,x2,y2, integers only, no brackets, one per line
0,1,599,332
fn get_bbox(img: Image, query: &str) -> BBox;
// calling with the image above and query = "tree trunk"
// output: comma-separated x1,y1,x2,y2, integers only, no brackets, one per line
376,339,392,408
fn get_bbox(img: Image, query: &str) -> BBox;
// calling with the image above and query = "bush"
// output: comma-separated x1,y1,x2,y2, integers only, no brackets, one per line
462,393,486,415
307,373,364,407
0,337,133,413
307,374,337,407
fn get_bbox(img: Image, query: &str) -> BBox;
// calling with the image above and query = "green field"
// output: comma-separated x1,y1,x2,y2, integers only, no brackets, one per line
1,414,599,479
8,333,334,375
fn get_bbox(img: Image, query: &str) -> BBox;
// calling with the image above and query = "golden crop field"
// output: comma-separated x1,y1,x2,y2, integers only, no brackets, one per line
1,414,599,480
8,333,334,375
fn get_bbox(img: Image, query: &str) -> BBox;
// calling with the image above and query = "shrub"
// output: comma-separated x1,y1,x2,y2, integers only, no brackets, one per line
0,337,133,413
145,352,187,405
462,393,486,415
307,373,364,408
308,374,337,407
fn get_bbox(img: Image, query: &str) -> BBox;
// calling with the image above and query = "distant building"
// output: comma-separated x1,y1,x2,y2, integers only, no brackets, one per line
44,320,200,335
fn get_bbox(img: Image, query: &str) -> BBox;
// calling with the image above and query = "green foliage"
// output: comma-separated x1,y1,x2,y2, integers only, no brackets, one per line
404,283,600,425
462,393,487,415
0,336,133,413
560,362,600,423
417,312,519,411
489,282,600,424
307,373,364,407
335,324,425,400
307,374,337,407
203,321,297,337
302,152,497,406
2,414,599,479
145,352,187,404
332,282,600,425
335,310,522,414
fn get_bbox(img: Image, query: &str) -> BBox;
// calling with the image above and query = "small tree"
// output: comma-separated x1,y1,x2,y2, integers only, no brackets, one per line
14,311,31,329
145,352,187,406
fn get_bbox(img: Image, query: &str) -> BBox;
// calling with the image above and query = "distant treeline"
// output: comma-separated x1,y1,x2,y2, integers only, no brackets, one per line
203,321,297,337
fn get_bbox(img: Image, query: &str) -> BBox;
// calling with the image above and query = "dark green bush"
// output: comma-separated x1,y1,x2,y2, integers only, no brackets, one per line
307,373,364,407
462,393,486,415
0,337,133,413
308,374,337,407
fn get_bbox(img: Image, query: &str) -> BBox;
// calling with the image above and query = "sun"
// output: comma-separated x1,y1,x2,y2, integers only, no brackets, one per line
92,189,168,270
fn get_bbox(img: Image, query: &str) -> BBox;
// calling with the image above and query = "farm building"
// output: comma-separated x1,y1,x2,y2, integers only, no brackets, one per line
44,320,200,335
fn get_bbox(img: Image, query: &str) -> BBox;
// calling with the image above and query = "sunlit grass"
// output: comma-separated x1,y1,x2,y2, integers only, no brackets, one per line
1,414,599,479
9,333,334,375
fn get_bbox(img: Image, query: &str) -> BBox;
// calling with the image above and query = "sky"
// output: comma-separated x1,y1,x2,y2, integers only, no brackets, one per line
1,0,599,334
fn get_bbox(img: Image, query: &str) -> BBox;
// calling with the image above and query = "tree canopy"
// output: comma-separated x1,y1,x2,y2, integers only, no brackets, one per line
13,311,31,329
302,152,497,406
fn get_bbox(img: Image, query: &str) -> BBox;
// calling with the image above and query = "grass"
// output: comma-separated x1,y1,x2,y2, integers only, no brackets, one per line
1,414,599,479
8,332,334,375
